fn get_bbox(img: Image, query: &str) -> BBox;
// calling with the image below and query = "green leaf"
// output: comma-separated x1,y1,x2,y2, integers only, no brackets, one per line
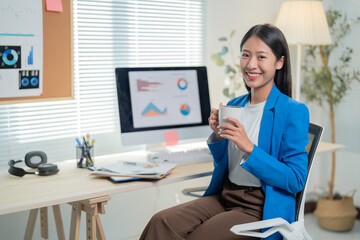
223,88,230,98
230,30,236,38
210,54,224,66
235,82,242,89
219,37,227,41
219,46,228,56
225,65,236,74
302,8,360,110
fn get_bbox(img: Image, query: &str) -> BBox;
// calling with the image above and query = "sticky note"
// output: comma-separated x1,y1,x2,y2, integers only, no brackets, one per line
46,0,63,13
164,130,179,146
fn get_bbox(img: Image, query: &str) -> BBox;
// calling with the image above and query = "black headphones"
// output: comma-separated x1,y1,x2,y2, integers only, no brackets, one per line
8,151,59,177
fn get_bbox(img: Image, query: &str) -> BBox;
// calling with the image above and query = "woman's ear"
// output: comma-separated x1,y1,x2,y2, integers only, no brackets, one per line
276,56,285,70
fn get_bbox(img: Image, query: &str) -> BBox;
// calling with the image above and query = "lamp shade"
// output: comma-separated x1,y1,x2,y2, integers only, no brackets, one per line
275,1,332,45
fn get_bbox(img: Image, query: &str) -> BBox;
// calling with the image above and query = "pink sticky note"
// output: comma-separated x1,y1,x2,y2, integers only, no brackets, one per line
164,130,179,146
46,0,63,13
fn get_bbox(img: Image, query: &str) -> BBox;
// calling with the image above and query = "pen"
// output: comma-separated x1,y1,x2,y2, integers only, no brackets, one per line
90,138,96,147
76,138,82,147
86,133,90,145
78,157,84,167
87,150,93,166
78,147,85,167
124,161,136,166
82,136,94,167
83,137,88,148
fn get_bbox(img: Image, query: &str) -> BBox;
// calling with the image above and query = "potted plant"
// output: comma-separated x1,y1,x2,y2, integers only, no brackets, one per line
302,9,360,231
211,30,242,99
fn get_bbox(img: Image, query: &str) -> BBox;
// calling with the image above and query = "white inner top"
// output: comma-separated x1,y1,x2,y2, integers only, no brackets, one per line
228,100,266,187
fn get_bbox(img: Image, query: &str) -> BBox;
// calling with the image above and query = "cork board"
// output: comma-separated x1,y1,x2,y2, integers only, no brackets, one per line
0,0,73,104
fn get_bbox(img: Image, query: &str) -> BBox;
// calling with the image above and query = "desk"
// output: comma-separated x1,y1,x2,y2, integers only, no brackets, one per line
0,142,343,239
0,151,213,239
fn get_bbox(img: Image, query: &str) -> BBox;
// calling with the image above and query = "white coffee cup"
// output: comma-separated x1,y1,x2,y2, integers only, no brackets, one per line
218,105,244,126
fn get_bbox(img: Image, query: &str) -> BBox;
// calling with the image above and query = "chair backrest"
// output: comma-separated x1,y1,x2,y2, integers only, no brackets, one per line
295,123,323,221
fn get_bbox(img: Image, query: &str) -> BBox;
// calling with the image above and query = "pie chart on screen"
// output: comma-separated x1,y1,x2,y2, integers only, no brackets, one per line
177,78,188,90
180,104,190,116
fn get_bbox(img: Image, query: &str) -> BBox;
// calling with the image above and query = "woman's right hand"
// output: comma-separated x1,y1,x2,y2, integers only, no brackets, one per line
208,103,223,141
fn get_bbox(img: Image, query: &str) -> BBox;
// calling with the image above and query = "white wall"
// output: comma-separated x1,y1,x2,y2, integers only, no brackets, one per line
0,0,359,239
206,0,285,107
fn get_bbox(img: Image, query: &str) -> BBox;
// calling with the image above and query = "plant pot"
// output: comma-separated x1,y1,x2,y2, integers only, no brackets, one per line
314,196,357,231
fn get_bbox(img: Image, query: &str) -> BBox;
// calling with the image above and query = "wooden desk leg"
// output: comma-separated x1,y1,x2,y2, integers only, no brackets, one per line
86,212,97,240
52,205,65,240
24,206,65,240
84,201,106,240
24,208,38,240
96,201,106,240
40,207,48,239
96,215,106,240
69,203,82,240
69,196,110,240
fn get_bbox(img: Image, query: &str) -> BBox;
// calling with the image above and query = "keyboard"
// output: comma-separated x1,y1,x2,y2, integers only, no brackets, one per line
148,148,213,165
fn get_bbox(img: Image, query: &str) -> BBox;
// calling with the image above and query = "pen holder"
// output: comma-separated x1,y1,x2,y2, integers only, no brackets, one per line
76,145,94,168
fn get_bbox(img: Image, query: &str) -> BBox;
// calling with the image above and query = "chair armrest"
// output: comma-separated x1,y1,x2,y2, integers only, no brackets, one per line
230,218,292,232
181,186,207,198
230,218,312,240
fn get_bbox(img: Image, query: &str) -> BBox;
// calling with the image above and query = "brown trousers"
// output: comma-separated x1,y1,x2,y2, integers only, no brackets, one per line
140,178,265,240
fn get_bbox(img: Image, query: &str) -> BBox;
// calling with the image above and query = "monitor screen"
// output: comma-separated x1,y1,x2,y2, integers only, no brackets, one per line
115,66,212,146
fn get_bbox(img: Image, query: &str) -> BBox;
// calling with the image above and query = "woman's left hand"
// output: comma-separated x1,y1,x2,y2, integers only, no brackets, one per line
218,117,254,154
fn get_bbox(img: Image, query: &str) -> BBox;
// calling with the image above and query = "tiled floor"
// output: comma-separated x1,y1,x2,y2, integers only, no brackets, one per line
305,213,360,240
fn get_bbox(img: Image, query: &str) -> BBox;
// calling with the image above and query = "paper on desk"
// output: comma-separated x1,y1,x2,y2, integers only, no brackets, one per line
90,161,176,179
109,176,140,182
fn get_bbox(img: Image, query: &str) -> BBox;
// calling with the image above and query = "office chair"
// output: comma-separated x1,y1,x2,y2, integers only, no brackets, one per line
230,123,323,240
182,123,323,240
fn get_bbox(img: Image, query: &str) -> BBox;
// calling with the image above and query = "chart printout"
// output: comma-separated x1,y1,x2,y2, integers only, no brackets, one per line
0,0,43,98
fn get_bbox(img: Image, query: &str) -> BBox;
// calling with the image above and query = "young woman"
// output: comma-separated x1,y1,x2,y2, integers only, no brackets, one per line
140,24,309,240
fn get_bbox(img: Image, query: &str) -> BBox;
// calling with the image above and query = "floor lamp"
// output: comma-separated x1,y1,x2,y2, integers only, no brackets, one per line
275,0,332,101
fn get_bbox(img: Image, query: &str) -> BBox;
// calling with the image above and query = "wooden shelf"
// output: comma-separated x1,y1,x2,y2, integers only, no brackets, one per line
317,142,345,154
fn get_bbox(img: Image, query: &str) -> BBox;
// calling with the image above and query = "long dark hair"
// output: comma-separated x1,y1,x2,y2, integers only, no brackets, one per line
240,24,292,98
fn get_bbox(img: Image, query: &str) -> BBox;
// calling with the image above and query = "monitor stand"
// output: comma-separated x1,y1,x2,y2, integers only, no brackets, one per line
145,142,169,154
145,142,170,162
145,138,208,157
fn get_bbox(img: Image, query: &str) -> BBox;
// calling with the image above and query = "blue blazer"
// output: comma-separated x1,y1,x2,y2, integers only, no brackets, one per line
204,84,309,240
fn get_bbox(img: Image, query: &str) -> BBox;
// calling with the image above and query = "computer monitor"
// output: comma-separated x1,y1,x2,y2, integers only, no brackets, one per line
115,66,212,148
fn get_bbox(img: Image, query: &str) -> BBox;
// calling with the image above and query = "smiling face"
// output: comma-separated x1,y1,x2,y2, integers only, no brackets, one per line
240,36,284,98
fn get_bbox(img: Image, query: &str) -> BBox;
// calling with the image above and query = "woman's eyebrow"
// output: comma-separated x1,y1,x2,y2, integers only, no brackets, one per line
256,50,269,55
242,49,269,55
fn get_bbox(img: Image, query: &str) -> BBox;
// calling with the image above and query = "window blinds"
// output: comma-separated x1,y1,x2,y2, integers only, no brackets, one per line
0,0,206,169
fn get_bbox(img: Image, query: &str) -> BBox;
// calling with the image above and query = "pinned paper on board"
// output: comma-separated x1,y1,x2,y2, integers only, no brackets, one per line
0,0,43,98
46,0,63,13
164,130,179,146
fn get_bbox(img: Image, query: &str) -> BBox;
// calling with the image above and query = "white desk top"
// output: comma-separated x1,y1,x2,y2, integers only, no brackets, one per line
0,141,343,216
